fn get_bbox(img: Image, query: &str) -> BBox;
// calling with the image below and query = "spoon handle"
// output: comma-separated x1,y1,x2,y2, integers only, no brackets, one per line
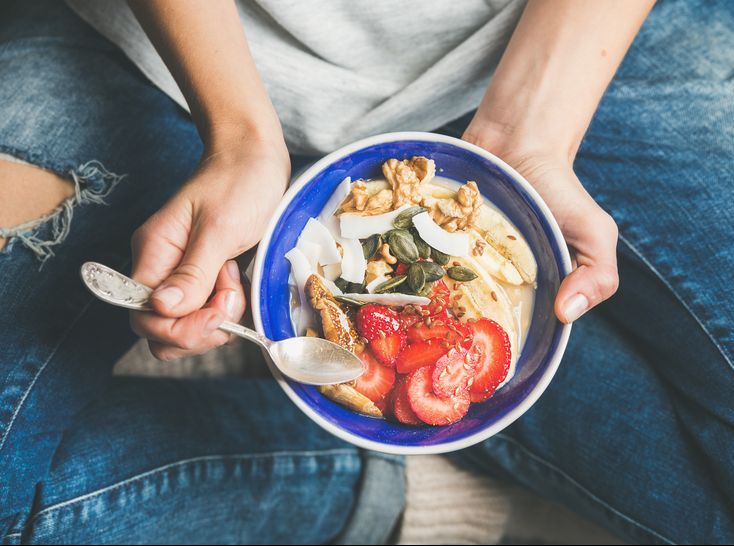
219,320,272,349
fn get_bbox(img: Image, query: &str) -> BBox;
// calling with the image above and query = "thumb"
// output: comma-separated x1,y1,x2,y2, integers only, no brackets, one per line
150,226,232,318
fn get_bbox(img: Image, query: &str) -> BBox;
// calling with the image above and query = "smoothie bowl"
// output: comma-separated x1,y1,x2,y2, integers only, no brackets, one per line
252,132,572,455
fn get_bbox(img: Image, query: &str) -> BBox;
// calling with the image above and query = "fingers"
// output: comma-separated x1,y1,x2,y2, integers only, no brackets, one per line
149,219,234,318
130,261,247,360
555,211,619,323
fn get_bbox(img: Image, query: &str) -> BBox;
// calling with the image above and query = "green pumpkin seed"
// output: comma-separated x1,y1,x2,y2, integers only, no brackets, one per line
374,275,407,293
413,232,432,259
334,278,349,292
431,247,450,266
335,295,367,307
418,261,446,282
347,281,366,294
361,234,382,260
418,280,434,297
407,263,426,293
387,230,419,264
392,206,427,229
447,266,478,282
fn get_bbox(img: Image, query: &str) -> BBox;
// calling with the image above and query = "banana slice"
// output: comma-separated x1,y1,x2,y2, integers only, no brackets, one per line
467,229,524,286
318,384,382,418
473,207,537,285
448,255,519,365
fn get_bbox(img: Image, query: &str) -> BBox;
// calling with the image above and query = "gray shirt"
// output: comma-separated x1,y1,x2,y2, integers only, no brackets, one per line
67,0,524,155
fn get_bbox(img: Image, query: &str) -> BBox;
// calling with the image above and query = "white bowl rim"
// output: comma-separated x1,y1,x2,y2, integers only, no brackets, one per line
252,131,572,456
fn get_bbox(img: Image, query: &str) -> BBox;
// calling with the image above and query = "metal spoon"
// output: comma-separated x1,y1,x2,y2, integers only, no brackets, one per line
79,261,364,385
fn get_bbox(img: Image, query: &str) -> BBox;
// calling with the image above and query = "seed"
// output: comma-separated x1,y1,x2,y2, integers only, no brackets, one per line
507,234,517,240
361,234,382,260
335,295,367,307
334,277,349,292
456,311,466,319
421,309,431,316
425,317,433,327
440,369,448,379
393,206,427,229
453,283,460,290
453,402,461,411
467,377,474,387
458,306,466,313
431,247,451,266
387,229,419,263
413,233,432,259
374,274,407,293
454,387,462,397
491,291,498,301
379,330,386,339
455,341,461,351
433,319,444,327
463,363,472,371
434,305,444,315
408,263,426,293
447,266,478,282
452,261,461,267
463,336,472,343
464,352,473,363
418,261,445,282
452,294,463,301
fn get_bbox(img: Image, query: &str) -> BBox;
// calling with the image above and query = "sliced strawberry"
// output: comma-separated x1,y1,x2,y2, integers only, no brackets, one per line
392,377,422,425
356,304,401,341
397,308,423,330
368,330,407,367
395,340,450,374
418,280,452,320
407,366,470,426
374,395,391,417
407,318,473,349
432,347,479,398
468,318,511,403
354,351,395,402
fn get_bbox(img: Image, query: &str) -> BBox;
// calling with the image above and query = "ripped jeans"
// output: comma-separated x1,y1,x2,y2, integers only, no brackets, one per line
0,1,404,544
2,0,734,545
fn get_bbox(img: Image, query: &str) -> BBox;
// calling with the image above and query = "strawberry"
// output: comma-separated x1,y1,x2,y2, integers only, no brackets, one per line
395,262,409,276
395,340,450,374
368,330,407,367
392,377,422,425
407,318,472,349
432,347,479,399
356,304,401,341
354,350,395,402
374,395,391,417
407,366,470,426
467,318,511,403
419,280,452,320
397,308,423,330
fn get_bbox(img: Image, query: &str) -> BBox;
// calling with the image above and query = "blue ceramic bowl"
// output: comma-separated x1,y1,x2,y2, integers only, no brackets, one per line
252,132,572,455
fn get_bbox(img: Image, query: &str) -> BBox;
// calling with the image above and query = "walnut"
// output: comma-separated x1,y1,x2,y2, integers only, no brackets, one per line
340,180,369,213
382,156,436,208
365,188,394,214
365,259,393,284
427,181,482,232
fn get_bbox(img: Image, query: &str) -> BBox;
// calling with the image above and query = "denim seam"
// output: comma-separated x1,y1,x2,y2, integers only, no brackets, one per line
494,433,676,545
619,233,734,373
0,298,95,456
27,449,359,528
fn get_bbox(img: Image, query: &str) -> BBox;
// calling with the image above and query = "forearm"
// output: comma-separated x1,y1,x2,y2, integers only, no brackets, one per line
466,0,654,163
128,0,286,159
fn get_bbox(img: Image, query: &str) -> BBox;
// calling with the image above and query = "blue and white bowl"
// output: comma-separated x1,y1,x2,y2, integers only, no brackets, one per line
252,132,572,455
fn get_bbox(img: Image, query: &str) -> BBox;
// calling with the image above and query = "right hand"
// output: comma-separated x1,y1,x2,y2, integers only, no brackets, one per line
129,139,290,361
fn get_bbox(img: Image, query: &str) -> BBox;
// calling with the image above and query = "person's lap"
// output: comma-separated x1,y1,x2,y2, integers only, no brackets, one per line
0,1,404,543
453,0,734,543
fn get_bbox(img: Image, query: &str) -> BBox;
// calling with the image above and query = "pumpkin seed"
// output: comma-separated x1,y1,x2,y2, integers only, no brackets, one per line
447,266,478,282
413,231,432,259
335,295,367,307
418,261,446,282
407,263,426,293
334,278,349,292
387,230,419,264
392,206,427,229
431,247,450,265
347,281,366,294
361,234,382,260
418,280,434,297
374,274,408,293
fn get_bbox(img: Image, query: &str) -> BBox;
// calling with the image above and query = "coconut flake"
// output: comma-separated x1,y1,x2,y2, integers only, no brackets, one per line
337,236,367,284
285,248,317,334
296,239,321,270
318,275,343,296
339,204,412,239
298,217,341,265
321,262,342,282
340,293,430,306
318,177,351,234
412,211,470,257
365,276,390,293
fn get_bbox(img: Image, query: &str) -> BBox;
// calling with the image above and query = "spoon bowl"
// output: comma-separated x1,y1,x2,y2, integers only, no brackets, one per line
79,262,364,386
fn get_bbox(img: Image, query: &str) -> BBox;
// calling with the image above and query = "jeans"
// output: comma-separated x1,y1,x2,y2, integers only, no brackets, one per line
0,0,732,544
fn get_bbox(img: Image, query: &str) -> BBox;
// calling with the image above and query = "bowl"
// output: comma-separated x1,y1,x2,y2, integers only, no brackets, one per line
252,132,572,455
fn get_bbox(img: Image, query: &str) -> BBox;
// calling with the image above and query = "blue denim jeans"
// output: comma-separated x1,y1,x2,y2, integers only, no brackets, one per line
0,0,732,544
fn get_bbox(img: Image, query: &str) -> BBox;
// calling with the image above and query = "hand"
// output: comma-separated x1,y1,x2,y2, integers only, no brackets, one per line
463,127,619,324
129,140,290,360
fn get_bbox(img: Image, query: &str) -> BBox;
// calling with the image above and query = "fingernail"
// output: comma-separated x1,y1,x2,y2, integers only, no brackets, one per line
227,260,240,282
152,285,183,309
563,293,589,323
204,313,223,336
225,290,238,319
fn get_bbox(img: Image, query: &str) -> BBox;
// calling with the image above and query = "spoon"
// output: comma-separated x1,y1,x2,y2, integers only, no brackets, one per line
79,262,364,386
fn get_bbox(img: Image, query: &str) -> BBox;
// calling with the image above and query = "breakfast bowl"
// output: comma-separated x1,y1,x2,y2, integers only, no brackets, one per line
251,132,572,455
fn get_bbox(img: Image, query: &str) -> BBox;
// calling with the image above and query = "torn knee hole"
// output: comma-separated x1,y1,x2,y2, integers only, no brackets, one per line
0,158,125,260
